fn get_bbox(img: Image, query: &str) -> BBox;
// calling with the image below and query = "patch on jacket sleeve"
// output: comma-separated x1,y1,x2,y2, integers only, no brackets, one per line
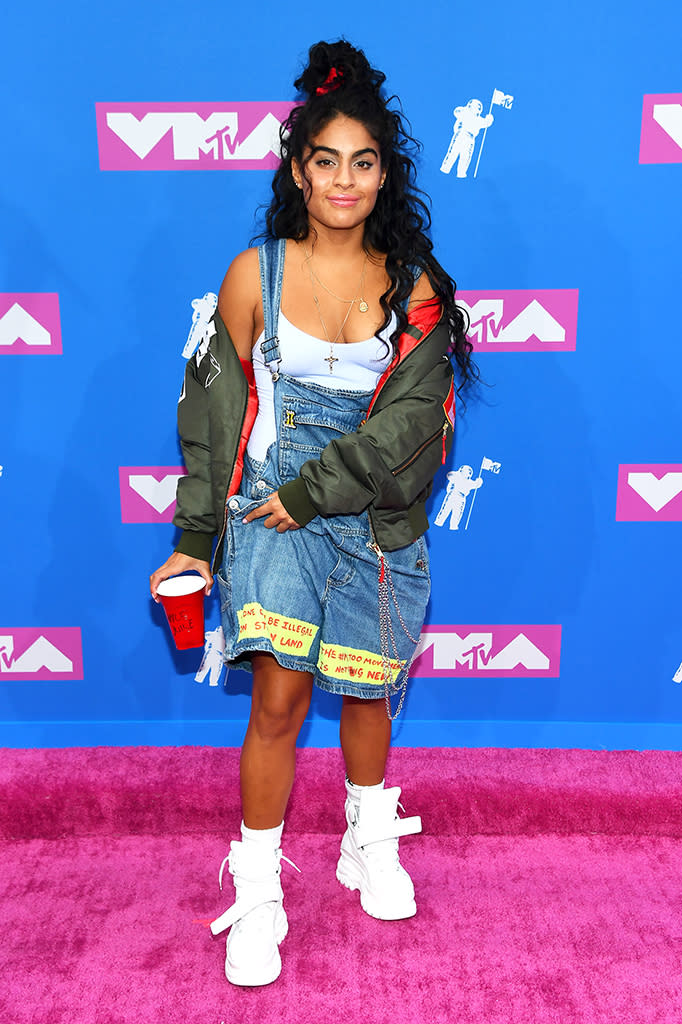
198,350,221,389
182,292,218,360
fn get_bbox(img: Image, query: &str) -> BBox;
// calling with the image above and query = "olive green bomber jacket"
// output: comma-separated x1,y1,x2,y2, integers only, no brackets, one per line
173,299,455,573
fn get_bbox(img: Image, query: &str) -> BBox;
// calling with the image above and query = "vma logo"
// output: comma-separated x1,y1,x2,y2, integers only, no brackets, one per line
0,629,83,680
640,94,682,164
0,294,62,355
96,103,293,171
120,466,186,523
616,464,682,521
457,290,578,351
411,625,562,678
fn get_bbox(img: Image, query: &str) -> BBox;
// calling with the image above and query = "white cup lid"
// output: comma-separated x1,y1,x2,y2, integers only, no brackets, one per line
157,574,206,597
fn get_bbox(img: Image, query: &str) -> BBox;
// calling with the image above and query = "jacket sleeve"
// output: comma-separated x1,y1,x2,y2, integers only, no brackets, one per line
278,347,454,526
172,351,217,563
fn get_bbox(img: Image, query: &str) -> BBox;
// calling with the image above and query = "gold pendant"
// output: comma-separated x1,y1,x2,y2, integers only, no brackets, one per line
358,300,369,313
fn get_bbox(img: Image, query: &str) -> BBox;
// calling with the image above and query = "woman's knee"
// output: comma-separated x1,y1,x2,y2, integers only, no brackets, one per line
249,658,312,742
249,696,306,741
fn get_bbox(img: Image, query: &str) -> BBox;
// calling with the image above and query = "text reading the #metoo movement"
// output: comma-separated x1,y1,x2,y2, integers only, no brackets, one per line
318,643,402,685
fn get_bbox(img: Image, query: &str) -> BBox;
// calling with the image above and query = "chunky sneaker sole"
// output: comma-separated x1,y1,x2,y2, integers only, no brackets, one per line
224,902,288,987
336,839,417,921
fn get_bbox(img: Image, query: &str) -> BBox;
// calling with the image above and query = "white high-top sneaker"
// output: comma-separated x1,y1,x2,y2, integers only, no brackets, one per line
336,783,422,920
210,839,288,986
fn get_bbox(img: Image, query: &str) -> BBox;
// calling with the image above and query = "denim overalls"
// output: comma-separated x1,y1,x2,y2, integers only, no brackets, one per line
216,239,430,705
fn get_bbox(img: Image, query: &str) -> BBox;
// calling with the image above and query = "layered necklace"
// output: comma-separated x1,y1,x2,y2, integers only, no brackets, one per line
303,245,369,374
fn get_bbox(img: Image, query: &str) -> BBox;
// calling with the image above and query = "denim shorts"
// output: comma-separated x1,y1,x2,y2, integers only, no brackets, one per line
216,455,431,700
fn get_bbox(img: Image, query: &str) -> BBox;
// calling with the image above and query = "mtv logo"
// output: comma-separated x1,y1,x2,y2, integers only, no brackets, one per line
96,102,293,171
410,624,562,678
120,466,187,523
616,464,682,521
640,94,682,164
0,628,83,681
0,294,62,355
457,290,578,352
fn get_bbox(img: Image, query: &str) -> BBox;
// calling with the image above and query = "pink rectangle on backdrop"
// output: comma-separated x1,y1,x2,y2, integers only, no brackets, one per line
639,94,682,164
0,628,83,681
616,464,682,521
96,102,293,170
411,625,562,678
120,467,187,523
456,290,578,351
0,294,62,354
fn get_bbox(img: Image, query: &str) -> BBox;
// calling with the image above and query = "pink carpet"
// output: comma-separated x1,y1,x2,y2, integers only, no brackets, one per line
2,747,682,1023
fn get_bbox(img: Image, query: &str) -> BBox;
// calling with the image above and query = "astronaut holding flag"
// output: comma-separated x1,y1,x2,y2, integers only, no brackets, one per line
434,466,483,530
434,456,502,531
440,89,514,178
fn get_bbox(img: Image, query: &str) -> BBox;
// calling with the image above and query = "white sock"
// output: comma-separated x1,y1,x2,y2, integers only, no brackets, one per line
240,820,284,848
345,777,385,808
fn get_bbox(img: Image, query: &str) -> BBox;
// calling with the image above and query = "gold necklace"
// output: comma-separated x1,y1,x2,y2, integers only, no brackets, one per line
303,247,369,373
308,257,369,313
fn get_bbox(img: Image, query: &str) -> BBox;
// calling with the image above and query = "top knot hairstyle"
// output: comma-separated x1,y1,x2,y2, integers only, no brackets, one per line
262,40,476,387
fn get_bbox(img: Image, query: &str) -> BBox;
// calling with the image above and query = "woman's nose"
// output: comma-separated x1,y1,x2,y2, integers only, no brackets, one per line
333,163,354,188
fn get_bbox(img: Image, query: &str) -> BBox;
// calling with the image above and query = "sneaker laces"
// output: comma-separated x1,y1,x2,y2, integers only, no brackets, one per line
218,850,301,892
210,846,301,936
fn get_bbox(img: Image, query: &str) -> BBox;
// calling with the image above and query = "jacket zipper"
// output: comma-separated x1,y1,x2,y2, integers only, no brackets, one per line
392,420,449,476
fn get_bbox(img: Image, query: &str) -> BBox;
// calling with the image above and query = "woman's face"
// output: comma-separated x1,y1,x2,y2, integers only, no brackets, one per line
293,114,386,235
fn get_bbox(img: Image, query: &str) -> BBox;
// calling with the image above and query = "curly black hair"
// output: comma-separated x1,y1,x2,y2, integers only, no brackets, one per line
259,39,477,389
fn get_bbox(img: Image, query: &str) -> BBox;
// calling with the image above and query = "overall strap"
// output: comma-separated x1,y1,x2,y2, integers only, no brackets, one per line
257,237,286,380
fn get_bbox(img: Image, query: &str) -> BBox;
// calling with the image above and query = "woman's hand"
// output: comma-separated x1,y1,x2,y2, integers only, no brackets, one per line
150,552,213,602
243,492,300,533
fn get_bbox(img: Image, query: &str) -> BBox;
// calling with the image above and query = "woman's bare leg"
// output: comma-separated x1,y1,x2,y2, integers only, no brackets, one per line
339,695,391,785
240,653,314,828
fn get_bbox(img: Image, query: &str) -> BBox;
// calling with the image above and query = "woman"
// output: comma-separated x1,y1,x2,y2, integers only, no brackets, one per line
150,40,475,987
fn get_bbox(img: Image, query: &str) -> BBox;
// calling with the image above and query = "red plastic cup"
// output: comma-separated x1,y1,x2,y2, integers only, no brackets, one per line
157,574,206,650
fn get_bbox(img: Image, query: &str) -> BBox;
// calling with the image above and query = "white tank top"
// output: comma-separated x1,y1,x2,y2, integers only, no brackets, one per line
247,312,395,461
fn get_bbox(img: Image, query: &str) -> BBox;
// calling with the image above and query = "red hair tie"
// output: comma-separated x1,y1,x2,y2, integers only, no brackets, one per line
316,67,343,95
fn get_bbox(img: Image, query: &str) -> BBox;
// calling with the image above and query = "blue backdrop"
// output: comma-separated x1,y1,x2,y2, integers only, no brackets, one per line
2,0,681,749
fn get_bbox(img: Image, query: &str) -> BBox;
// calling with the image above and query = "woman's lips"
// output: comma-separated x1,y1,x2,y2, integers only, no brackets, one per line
327,195,359,207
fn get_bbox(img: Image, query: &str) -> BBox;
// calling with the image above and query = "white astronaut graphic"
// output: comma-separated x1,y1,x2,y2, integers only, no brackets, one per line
435,466,483,530
435,456,501,531
440,100,494,178
440,89,513,178
195,626,226,686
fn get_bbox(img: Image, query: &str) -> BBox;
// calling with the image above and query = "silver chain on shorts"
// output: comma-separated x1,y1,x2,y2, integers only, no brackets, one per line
367,531,420,721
